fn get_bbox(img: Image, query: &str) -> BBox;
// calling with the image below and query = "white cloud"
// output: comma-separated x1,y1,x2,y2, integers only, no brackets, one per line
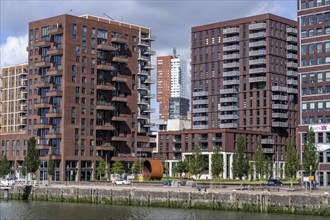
0,34,28,68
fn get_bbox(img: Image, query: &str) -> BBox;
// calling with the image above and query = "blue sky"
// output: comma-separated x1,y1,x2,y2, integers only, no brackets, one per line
0,0,297,118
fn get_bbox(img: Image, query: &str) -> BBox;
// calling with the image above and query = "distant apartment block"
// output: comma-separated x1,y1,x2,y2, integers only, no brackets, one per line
0,14,155,181
297,0,330,187
156,55,189,120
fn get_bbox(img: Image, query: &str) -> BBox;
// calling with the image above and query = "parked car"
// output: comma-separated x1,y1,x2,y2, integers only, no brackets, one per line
267,179,283,186
0,179,15,187
163,180,172,186
113,178,130,185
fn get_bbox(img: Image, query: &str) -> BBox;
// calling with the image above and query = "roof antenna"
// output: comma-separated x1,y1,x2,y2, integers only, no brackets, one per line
68,9,72,14
173,47,176,57
103,13,114,20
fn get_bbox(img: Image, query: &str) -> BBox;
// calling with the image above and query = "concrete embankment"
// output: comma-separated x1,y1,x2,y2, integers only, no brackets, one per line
1,185,329,216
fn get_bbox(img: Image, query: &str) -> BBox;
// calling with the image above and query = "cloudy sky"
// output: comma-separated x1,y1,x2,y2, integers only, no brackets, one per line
0,0,297,117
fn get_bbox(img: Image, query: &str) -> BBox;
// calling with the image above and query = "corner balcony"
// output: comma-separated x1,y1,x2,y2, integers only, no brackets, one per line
223,79,240,86
96,101,116,111
97,63,116,71
49,26,63,35
223,62,240,68
287,36,297,43
46,107,62,118
143,63,155,70
141,35,156,41
45,128,62,139
287,53,298,60
143,49,156,55
287,70,298,77
112,75,128,83
249,76,267,83
111,36,129,44
220,88,238,94
272,113,288,118
112,56,128,64
137,71,149,76
220,97,238,103
144,108,155,113
96,122,115,131
272,122,288,127
223,70,239,77
112,94,128,103
223,36,240,43
143,78,155,84
97,43,116,51
249,41,266,48
35,40,51,48
17,106,27,114
287,45,297,51
47,66,63,76
249,23,266,30
287,62,298,68
219,123,238,128
138,55,150,62
223,27,240,34
35,61,51,68
47,47,63,56
249,58,266,65
223,45,240,52
96,80,116,91
35,77,50,88
111,135,128,142
249,32,266,39
36,139,49,150
286,27,297,34
220,114,238,120
143,93,155,99
137,83,149,91
46,87,63,97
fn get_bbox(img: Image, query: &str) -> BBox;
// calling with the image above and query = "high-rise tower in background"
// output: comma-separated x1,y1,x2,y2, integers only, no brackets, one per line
156,55,189,120
297,0,330,187
0,14,155,181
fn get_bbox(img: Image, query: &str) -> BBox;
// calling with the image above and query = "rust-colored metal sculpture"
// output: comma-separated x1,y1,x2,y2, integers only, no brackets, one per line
142,160,163,180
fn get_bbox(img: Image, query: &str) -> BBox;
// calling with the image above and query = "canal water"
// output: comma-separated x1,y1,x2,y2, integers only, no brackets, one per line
0,200,329,220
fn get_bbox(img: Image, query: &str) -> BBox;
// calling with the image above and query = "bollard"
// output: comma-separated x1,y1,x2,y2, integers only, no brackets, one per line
3,189,9,201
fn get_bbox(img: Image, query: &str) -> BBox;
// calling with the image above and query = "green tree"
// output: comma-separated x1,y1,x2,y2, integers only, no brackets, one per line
248,162,255,181
0,154,11,178
303,129,318,177
211,146,224,181
232,135,249,180
263,157,272,179
132,159,142,178
96,159,106,180
285,139,300,189
173,160,189,178
111,161,124,175
24,137,39,181
255,144,265,180
47,154,55,184
189,145,206,187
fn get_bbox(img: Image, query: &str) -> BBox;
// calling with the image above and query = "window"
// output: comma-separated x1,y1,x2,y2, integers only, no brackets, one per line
317,43,322,53
318,72,323,82
317,0,322,6
327,101,330,110
302,74,307,83
302,117,307,124
310,73,315,83
301,16,307,26
309,15,315,25
309,29,315,37
302,88,307,95
301,45,307,55
318,116,323,123
318,86,323,94
326,72,330,81
302,59,307,66
310,87,315,94
327,86,330,93
326,13,330,22
318,102,323,111
317,28,322,35
309,44,315,54
326,42,330,52
317,14,322,24
309,0,314,7
302,103,307,112
326,57,330,64
72,24,77,40
310,102,315,112
326,27,330,34
309,58,315,66
317,57,322,65
301,30,307,38
310,116,315,124
318,133,323,143
301,1,307,9
327,0,330,5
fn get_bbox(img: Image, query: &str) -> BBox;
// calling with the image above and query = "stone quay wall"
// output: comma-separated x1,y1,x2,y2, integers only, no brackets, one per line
1,186,329,216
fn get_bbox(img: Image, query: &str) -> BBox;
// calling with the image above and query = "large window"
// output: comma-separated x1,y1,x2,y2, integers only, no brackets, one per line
301,16,307,26
318,72,323,82
72,24,77,40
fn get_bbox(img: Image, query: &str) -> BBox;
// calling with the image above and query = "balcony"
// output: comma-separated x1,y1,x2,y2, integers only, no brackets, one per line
45,128,62,139
112,56,128,64
193,91,208,97
143,78,155,84
47,66,63,76
287,88,298,93
287,70,298,77
223,79,240,86
272,113,288,118
223,62,240,68
112,75,128,83
192,108,208,113
46,87,63,96
46,107,62,118
249,76,267,83
263,148,275,154
220,88,238,94
143,93,155,99
193,116,208,121
220,106,238,111
249,23,266,30
143,63,155,70
223,70,239,77
96,122,115,131
172,147,182,152
97,43,116,51
223,45,240,51
49,25,63,35
249,41,266,48
249,32,266,39
47,47,63,56
17,106,27,114
137,83,149,91
193,99,208,105
35,61,51,68
249,50,266,56
272,86,287,92
223,54,240,60
272,122,288,127
35,77,50,88
220,114,238,120
35,40,51,48
144,108,155,113
193,124,208,129
287,53,297,60
36,139,49,149
17,118,27,127
96,101,115,111
111,36,129,44
143,49,156,55
223,36,240,43
112,94,128,102
219,123,238,128
272,95,288,101
137,71,149,76
249,58,266,65
287,36,297,42
272,104,288,109
249,67,266,74
287,79,298,85
138,55,150,62
111,135,128,142
97,63,116,71
287,45,297,51
141,35,156,41
220,97,238,103
287,62,298,68
96,80,116,91
286,27,297,34
223,27,240,34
